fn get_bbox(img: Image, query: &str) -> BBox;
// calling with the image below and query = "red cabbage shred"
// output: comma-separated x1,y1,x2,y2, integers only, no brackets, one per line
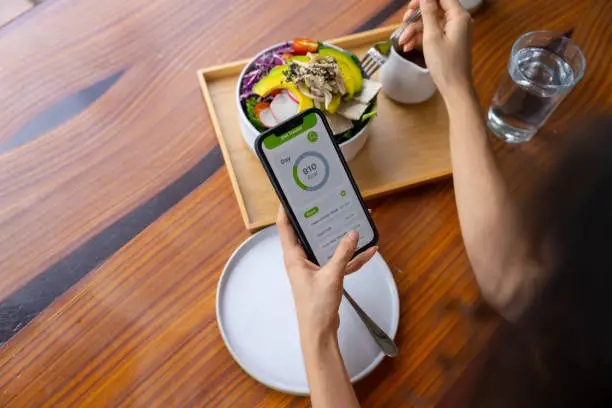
239,43,293,100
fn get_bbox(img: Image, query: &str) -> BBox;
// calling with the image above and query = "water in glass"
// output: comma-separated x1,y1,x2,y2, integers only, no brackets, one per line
488,47,574,143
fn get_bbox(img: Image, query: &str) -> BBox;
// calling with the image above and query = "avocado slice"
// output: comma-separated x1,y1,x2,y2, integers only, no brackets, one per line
287,55,310,63
252,70,313,112
327,94,342,114
318,46,363,98
252,68,284,96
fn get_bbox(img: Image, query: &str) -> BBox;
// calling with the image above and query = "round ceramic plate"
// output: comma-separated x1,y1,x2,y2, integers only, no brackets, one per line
216,225,400,395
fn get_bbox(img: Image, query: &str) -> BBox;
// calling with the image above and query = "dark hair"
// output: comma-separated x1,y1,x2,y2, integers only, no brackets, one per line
471,117,612,407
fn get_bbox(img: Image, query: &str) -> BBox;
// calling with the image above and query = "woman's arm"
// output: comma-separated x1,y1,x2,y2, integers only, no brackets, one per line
401,0,542,318
446,87,540,319
300,328,360,408
277,208,376,407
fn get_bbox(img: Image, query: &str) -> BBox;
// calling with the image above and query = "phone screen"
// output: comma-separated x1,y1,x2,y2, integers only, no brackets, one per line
257,110,376,265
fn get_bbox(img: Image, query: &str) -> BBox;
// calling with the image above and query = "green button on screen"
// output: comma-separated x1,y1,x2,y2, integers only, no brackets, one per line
304,206,319,218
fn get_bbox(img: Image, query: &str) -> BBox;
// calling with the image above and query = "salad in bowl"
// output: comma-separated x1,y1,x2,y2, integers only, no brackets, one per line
237,38,381,161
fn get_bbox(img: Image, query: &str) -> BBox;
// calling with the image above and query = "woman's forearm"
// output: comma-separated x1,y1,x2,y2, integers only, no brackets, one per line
444,87,538,318
300,328,359,408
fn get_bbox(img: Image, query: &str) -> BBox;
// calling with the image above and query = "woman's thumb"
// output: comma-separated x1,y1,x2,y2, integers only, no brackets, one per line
421,0,442,39
328,231,359,272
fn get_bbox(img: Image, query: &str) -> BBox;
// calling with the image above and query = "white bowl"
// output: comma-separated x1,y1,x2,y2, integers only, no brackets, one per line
236,42,373,162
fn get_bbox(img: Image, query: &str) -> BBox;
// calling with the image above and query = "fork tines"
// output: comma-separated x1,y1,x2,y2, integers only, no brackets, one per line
361,50,386,79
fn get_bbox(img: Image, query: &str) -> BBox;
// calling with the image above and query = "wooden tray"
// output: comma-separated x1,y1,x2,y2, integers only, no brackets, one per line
198,25,451,231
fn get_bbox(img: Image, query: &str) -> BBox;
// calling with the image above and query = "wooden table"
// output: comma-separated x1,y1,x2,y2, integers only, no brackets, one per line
0,0,610,406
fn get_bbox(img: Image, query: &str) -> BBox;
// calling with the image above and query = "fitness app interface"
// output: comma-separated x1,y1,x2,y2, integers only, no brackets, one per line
262,112,374,264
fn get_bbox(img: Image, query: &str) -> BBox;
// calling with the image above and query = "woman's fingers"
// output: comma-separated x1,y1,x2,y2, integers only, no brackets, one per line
402,7,414,22
421,0,443,40
399,20,424,45
344,246,378,275
402,40,416,53
403,33,423,52
416,32,424,48
398,25,414,45
277,206,305,260
439,0,465,14
402,0,421,21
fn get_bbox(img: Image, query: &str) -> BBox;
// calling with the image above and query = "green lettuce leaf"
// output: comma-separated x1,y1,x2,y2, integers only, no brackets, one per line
361,99,377,122
335,129,353,143
245,96,267,132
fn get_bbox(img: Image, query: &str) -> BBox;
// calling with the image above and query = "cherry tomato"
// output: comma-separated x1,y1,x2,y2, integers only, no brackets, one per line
292,38,318,55
253,102,270,117
281,52,294,61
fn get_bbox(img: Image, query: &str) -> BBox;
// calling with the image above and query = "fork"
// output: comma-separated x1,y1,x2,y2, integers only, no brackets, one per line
360,8,422,78
343,289,398,357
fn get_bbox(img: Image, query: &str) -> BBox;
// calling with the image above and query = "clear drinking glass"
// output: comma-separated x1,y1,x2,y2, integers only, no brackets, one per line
487,31,586,143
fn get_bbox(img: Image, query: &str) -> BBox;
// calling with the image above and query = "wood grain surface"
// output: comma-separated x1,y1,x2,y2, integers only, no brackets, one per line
200,26,451,230
0,0,610,406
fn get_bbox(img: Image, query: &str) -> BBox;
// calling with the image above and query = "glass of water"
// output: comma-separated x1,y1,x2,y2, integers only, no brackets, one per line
487,31,586,143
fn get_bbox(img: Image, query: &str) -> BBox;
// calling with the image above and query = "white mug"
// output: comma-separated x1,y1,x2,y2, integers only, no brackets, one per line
379,46,436,104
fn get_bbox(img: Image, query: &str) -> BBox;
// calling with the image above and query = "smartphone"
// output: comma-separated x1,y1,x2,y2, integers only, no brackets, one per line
255,108,378,266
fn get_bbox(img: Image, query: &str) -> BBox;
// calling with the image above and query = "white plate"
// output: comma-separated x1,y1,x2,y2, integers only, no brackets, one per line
216,225,400,395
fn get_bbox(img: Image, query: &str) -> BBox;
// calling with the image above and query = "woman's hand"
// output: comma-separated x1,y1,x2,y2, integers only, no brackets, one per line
398,0,474,99
277,207,377,338
277,207,376,407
